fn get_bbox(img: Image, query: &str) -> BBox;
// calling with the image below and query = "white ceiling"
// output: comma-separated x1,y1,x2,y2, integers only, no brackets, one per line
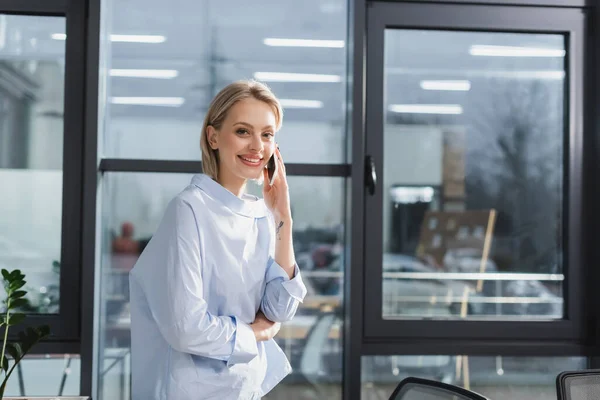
3,4,567,123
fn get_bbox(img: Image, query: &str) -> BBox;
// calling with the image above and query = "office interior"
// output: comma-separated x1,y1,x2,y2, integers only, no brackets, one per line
1,0,599,399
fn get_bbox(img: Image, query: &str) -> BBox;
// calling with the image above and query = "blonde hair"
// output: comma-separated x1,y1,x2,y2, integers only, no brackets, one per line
200,80,283,180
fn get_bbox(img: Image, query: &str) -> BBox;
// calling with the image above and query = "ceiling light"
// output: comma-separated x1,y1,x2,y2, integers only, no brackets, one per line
279,99,323,108
110,69,178,79
110,97,185,107
111,35,166,43
52,33,166,43
263,38,344,48
469,45,565,57
254,72,341,83
389,104,463,115
420,80,471,91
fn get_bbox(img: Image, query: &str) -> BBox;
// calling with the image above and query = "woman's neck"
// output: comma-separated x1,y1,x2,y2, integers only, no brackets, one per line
216,171,247,198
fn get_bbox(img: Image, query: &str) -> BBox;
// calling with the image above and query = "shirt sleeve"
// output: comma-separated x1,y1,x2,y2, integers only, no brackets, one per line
260,256,308,323
142,197,258,366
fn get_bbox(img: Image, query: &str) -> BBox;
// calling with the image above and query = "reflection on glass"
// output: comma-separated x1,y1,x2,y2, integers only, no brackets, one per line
362,355,585,400
0,15,66,314
99,173,345,400
382,30,565,320
3,354,80,397
100,0,348,163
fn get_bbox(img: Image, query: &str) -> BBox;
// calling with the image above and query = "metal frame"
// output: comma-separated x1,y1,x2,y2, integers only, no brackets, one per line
379,0,590,8
363,2,587,352
344,0,367,399
0,0,87,349
0,0,66,15
80,0,101,395
99,159,351,177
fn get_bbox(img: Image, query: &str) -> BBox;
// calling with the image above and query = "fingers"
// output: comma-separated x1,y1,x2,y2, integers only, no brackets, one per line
275,147,286,175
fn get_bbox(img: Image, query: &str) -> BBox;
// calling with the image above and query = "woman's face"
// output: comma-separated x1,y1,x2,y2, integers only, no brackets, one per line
208,97,277,184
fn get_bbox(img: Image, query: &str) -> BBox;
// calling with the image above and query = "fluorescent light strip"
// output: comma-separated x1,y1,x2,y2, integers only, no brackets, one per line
263,38,344,48
279,99,323,108
420,80,471,91
52,33,166,43
470,45,565,58
254,72,341,83
110,69,178,79
387,68,565,81
110,97,185,107
389,104,463,115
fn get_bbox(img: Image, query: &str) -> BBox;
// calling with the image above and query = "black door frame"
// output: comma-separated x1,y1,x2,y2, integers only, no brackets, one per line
0,0,88,352
362,1,587,353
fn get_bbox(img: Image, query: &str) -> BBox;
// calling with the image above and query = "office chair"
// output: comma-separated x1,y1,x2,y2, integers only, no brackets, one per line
389,377,489,400
556,369,600,400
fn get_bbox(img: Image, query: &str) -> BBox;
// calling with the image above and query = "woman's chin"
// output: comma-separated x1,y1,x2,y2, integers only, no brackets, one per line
237,168,264,183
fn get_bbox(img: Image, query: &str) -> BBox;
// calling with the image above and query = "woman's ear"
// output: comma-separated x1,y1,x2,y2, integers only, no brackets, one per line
207,126,219,150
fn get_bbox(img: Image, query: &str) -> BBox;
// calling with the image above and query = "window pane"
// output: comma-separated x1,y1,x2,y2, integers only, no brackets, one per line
98,173,345,400
0,15,65,314
362,355,585,400
3,354,80,397
98,0,348,163
381,30,565,320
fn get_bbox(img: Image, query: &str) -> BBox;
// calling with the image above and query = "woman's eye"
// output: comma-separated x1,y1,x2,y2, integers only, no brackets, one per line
236,129,249,135
263,132,274,138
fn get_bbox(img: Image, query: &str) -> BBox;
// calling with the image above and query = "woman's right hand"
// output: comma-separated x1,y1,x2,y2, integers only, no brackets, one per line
250,311,281,342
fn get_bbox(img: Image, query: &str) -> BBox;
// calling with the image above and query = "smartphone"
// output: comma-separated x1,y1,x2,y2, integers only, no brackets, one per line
266,154,278,186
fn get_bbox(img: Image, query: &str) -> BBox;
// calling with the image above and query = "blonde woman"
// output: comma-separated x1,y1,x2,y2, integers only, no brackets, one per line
129,80,307,400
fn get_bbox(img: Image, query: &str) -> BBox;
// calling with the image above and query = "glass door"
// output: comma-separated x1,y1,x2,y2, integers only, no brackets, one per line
363,2,585,344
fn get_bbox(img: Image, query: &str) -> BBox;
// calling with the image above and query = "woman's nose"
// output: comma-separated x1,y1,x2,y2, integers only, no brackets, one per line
249,135,263,151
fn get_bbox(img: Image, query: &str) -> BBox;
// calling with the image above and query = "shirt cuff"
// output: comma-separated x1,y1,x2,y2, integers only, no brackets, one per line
266,259,308,303
227,317,259,367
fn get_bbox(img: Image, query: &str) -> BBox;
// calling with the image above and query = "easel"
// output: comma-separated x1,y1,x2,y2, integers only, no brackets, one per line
415,209,497,390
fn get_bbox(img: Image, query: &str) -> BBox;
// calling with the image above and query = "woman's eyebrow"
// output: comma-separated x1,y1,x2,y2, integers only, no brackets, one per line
234,121,274,131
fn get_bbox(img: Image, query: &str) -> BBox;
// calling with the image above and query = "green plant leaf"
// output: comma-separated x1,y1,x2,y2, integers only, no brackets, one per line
2,356,8,372
37,325,50,337
1,269,9,281
8,298,28,310
9,291,26,300
8,313,26,326
8,270,21,280
5,343,22,361
8,280,25,292
6,326,50,375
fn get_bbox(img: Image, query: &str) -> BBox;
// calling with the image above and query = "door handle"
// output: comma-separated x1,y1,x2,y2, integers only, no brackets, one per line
365,155,377,195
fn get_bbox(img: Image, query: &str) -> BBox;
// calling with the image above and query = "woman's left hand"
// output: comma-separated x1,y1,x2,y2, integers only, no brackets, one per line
263,147,292,221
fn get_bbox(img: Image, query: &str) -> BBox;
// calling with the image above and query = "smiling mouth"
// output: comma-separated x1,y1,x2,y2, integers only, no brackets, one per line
238,156,263,166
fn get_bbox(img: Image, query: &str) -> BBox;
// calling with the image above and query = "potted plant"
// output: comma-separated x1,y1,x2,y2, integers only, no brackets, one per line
0,269,88,400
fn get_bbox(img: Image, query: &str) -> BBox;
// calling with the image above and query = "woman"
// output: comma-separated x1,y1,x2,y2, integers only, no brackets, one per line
129,80,307,400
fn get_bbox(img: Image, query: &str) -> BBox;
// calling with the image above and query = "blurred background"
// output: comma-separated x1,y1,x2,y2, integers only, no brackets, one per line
0,1,587,399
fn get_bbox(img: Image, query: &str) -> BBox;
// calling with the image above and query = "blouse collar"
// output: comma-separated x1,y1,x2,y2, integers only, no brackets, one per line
191,174,268,218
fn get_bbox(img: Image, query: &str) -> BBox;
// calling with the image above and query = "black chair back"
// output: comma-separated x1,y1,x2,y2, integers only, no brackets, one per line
389,377,489,400
556,369,600,400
